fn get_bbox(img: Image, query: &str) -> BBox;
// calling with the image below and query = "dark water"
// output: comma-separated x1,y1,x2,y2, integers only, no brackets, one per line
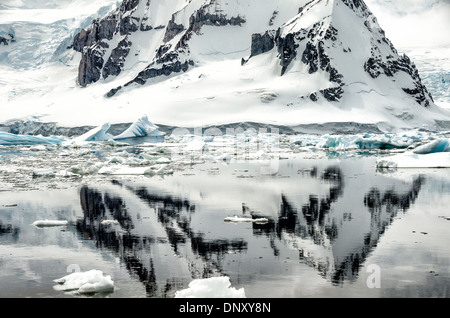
0,157,449,298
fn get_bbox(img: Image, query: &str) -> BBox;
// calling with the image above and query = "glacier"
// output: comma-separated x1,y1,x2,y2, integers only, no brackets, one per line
0,132,65,145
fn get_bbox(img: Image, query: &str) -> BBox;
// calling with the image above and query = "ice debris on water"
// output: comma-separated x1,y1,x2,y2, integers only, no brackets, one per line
377,138,450,168
0,132,65,146
174,276,246,298
224,216,269,224
32,220,68,227
53,269,114,295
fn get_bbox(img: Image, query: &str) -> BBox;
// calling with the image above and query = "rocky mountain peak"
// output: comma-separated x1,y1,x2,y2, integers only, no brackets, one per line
72,0,434,111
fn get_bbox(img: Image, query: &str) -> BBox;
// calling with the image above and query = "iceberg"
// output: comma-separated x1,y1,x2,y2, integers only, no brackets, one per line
174,276,246,298
113,115,165,142
0,132,65,146
377,152,450,169
53,269,114,294
62,123,113,146
412,139,450,154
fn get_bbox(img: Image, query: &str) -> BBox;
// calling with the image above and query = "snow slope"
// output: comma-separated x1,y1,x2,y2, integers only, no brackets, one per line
0,0,449,132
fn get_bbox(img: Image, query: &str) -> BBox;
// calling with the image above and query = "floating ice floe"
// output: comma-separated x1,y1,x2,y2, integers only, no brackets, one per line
0,132,65,146
101,219,119,225
315,133,413,150
377,139,450,168
32,168,55,177
53,269,114,295
224,216,269,224
174,276,246,298
412,138,450,154
32,220,68,227
62,115,165,146
377,152,450,169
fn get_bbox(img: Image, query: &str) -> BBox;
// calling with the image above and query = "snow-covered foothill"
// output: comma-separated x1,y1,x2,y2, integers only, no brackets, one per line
174,276,246,298
53,269,114,294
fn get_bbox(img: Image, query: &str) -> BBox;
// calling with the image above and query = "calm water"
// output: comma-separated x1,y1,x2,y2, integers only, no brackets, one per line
0,157,449,298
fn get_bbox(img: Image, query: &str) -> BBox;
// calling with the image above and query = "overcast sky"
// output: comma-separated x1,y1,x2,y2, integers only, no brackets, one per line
365,0,450,48
1,0,450,48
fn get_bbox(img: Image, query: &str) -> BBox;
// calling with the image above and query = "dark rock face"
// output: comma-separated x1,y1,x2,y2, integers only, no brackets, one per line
77,45,106,87
73,0,142,86
103,38,132,79
364,52,433,107
105,2,246,97
278,33,299,76
0,33,15,46
250,31,276,58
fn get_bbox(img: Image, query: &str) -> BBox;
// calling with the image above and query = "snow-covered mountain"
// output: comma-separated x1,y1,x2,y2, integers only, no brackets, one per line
1,0,449,132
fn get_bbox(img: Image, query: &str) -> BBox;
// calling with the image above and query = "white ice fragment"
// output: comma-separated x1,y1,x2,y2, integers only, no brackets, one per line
29,145,47,151
224,216,269,224
54,269,114,294
32,168,55,177
98,165,153,175
33,220,68,227
174,276,246,298
184,139,205,151
155,157,171,164
101,220,119,225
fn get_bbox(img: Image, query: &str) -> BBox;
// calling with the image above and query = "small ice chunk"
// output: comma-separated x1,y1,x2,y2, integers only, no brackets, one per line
224,216,269,224
184,139,205,151
33,220,68,227
174,276,246,298
155,157,171,164
32,168,55,177
101,220,119,225
54,269,114,294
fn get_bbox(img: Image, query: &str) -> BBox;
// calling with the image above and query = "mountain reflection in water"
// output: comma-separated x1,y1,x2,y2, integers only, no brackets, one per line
72,160,428,296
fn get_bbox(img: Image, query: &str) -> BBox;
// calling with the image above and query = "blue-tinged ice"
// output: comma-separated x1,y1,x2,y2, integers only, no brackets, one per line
0,132,65,146
113,115,165,143
315,134,413,150
62,123,113,146
413,139,450,154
